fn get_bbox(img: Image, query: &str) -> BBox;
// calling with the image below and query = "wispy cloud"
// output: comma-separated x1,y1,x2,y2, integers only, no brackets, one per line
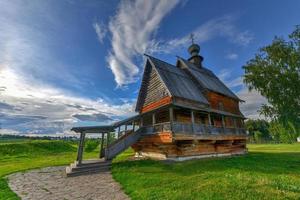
218,69,243,89
106,0,180,86
0,0,87,90
218,69,267,119
102,9,253,87
225,53,238,60
93,22,107,43
0,1,135,135
163,15,254,53
0,67,135,135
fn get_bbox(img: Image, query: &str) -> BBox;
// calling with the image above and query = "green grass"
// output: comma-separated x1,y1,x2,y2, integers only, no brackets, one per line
0,140,98,200
112,144,300,200
0,141,299,200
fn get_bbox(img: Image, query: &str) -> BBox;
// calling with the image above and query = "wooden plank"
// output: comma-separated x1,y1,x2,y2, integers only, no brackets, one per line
76,132,86,164
99,132,104,158
169,107,174,131
136,132,173,143
174,134,247,141
141,96,172,113
207,91,241,115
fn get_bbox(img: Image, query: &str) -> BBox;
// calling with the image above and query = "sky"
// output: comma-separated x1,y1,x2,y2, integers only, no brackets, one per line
0,0,300,136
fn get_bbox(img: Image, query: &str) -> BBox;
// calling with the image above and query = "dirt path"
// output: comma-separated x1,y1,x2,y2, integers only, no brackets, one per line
7,166,129,200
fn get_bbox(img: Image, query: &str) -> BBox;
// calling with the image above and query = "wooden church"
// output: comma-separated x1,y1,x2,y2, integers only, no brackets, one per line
67,42,247,176
131,43,247,160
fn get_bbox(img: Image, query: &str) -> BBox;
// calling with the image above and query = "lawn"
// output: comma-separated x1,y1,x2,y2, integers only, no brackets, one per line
0,141,299,200
0,140,98,200
112,144,300,200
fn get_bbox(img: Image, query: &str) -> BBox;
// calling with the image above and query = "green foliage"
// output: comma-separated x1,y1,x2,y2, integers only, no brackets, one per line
243,25,300,131
0,178,18,200
245,119,271,143
84,139,99,152
112,144,300,200
253,131,263,143
0,140,76,156
269,121,299,143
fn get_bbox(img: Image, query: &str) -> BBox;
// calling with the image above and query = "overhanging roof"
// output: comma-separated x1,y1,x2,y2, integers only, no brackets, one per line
178,58,242,101
146,55,209,105
71,125,115,133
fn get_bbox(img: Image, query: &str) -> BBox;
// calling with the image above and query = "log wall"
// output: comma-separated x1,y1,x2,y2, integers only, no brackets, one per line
141,96,172,113
207,92,240,115
139,65,171,113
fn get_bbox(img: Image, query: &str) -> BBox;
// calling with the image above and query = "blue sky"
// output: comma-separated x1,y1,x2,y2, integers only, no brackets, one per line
0,0,299,136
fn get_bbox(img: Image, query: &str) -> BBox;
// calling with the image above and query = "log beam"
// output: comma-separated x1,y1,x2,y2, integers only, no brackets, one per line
76,132,86,164
99,132,105,158
169,107,174,131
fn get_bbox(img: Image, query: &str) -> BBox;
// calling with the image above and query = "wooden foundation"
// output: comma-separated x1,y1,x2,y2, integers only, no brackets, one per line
132,131,247,161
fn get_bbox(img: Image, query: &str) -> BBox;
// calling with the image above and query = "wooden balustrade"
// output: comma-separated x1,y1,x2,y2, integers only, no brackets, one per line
139,121,246,136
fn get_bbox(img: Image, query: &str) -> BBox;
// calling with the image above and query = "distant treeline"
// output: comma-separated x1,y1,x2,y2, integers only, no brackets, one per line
246,119,299,144
0,134,78,141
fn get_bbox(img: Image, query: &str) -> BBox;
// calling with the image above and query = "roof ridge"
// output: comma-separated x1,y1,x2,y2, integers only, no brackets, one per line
144,54,175,66
178,57,214,76
146,54,190,78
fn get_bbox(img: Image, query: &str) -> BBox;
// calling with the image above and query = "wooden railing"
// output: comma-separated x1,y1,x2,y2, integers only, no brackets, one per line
140,122,246,136
140,122,171,135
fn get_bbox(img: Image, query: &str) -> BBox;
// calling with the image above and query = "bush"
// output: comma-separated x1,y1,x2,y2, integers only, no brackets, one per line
269,121,298,143
84,140,99,152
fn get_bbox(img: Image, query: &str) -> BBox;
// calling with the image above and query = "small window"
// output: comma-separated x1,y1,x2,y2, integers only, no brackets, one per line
218,102,224,110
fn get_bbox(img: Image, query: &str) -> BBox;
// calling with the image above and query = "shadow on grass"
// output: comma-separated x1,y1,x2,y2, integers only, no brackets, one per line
112,151,300,176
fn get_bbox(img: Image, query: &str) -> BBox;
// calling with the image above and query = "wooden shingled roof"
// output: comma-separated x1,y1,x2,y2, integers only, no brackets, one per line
147,56,209,104
178,58,241,101
135,55,242,112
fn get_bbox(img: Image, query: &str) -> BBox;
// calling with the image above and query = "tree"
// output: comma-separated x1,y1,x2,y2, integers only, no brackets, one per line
245,119,271,143
268,121,298,143
243,25,300,132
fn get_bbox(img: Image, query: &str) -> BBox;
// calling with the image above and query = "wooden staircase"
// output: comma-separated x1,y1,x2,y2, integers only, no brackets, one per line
66,128,143,177
66,159,111,177
105,128,142,160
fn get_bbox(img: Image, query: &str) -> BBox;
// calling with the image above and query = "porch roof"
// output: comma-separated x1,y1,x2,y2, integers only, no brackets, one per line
71,125,115,133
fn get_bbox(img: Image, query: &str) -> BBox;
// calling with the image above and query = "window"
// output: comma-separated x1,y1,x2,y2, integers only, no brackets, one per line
218,102,224,110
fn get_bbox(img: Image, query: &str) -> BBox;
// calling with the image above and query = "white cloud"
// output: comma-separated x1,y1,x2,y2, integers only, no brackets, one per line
103,10,254,86
163,15,254,53
217,69,267,119
225,53,238,60
0,67,135,135
0,1,136,135
238,88,268,119
218,69,243,88
106,0,180,86
93,22,107,43
226,77,243,88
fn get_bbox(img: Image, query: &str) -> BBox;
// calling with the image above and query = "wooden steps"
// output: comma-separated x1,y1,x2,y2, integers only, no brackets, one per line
66,159,111,177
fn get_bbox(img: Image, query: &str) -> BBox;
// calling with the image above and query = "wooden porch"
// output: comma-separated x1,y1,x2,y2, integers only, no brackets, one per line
139,105,246,138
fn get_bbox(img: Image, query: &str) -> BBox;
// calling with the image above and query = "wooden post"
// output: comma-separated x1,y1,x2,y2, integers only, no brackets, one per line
117,126,121,138
221,115,226,134
221,115,225,127
191,110,195,133
132,121,135,132
105,132,110,159
169,107,174,132
152,113,156,125
208,113,212,126
106,132,110,147
233,117,238,134
76,132,86,164
99,132,104,158
124,124,127,133
140,116,144,127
